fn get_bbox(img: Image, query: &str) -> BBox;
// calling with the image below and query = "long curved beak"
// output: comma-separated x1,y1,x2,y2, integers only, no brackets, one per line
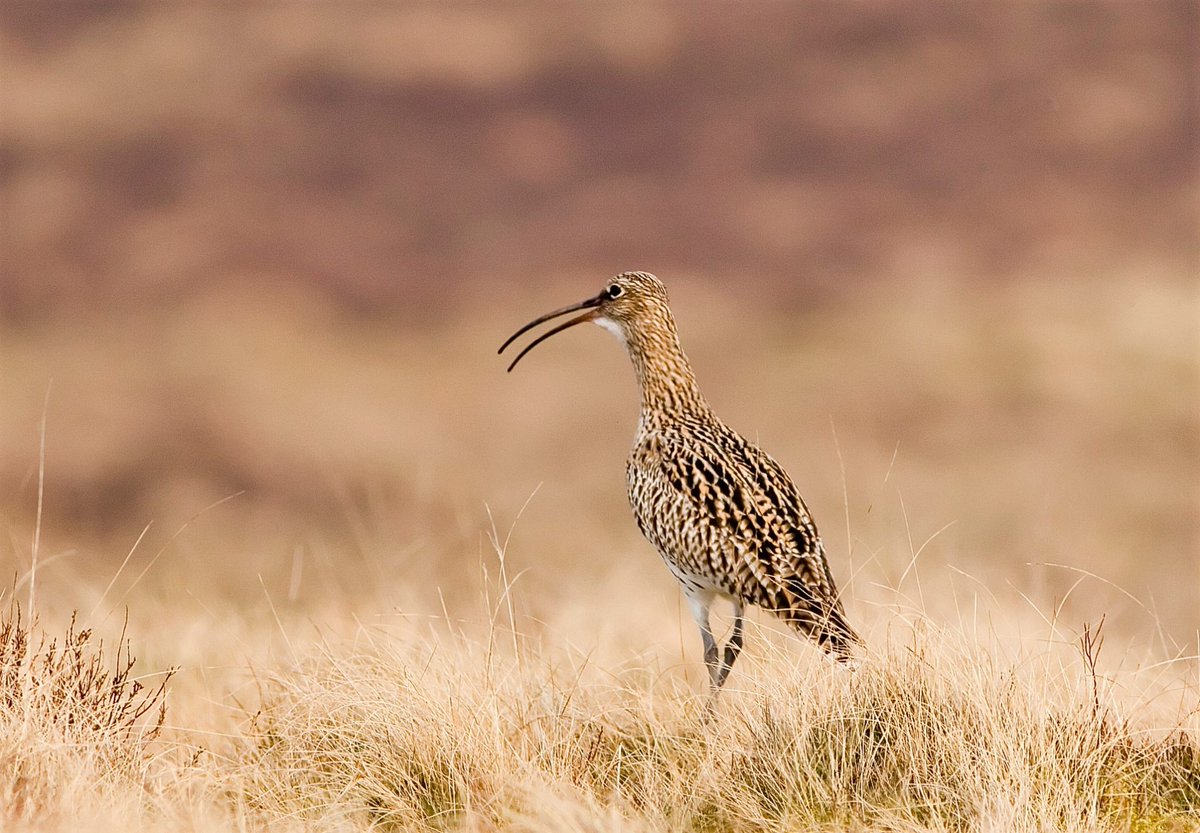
498,291,606,372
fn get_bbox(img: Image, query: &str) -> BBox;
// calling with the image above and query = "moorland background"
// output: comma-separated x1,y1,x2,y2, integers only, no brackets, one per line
0,4,1197,831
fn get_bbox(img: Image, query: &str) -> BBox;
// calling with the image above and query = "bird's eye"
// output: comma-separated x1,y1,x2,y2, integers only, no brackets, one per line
607,284,624,299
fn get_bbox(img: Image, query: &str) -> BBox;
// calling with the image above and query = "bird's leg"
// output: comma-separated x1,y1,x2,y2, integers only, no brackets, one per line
686,592,721,691
714,600,745,690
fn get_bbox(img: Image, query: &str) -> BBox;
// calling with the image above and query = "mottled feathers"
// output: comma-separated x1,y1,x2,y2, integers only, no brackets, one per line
627,412,859,659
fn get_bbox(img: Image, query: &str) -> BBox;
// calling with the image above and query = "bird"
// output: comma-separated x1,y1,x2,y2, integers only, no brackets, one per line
498,271,860,701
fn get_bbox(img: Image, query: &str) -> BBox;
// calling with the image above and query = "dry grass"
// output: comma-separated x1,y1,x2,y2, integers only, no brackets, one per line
0,605,173,830
1,537,1197,833
0,272,1196,831
235,625,1199,833
0,270,1195,831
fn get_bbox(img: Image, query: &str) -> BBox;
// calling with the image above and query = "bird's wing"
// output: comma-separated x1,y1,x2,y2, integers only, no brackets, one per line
719,431,861,651
630,426,858,652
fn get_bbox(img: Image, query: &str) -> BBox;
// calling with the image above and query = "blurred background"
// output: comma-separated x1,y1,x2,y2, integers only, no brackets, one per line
1,4,1197,649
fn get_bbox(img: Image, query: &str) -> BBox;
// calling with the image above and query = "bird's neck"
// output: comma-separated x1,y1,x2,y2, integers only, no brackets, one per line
625,319,708,422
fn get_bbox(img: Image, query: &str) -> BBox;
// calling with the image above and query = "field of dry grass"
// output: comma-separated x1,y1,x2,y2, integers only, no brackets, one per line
2,273,1198,832
2,536,1198,832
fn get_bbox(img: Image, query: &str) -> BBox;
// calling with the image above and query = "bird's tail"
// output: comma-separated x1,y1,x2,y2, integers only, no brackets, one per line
783,575,862,663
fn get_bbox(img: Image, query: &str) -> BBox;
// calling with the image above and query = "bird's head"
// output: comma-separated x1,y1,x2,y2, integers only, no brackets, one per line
499,271,671,371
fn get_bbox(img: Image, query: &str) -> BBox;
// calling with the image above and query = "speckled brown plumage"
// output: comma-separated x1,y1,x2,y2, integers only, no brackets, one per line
500,271,860,696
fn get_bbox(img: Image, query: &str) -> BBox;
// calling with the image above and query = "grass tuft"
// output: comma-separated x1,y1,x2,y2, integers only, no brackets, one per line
0,602,175,828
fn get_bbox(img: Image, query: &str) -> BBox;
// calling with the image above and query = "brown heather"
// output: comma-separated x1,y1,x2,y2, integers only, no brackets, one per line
0,605,173,829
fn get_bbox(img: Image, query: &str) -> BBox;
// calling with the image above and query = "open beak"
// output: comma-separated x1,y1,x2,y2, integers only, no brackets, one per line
498,290,606,372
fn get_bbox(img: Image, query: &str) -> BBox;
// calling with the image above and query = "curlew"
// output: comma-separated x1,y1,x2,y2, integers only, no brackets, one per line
499,271,860,700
